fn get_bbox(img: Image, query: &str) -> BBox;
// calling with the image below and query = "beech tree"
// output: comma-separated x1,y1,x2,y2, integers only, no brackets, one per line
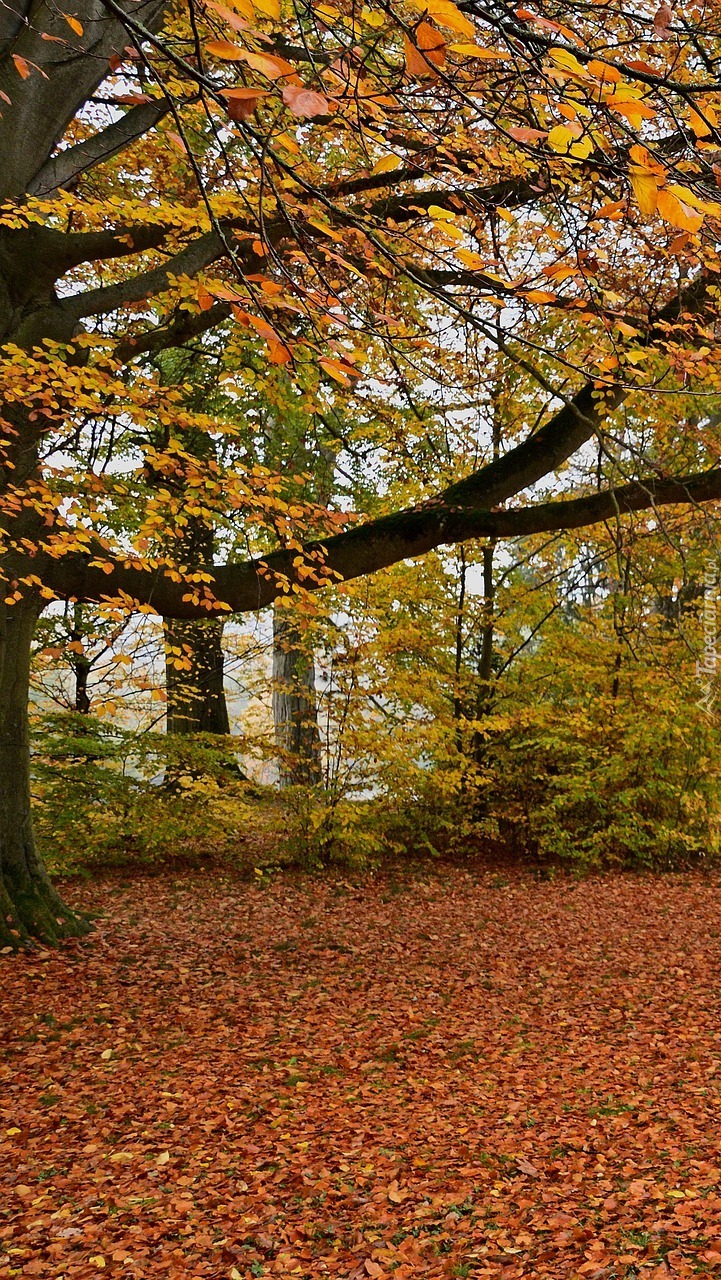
3,0,721,943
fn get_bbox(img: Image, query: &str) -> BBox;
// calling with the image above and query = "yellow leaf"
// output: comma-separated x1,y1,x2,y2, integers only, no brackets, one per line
427,204,455,221
455,247,487,270
666,183,720,215
371,154,403,174
157,1150,170,1165
100,1048,113,1060
549,48,588,78
629,166,659,215
425,0,475,38
223,0,255,17
432,220,464,240
524,289,557,303
253,0,280,17
361,7,385,26
276,130,300,153
547,124,575,153
307,216,343,241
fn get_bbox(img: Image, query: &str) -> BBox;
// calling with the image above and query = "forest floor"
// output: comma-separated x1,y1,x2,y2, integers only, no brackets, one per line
2,867,721,1280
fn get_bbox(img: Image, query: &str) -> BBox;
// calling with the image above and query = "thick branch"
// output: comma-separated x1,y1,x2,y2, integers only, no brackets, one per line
27,99,171,197
41,464,721,619
61,228,230,319
0,0,167,200
116,300,233,361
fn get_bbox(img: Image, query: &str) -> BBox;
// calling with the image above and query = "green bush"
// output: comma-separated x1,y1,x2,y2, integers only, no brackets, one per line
32,712,260,873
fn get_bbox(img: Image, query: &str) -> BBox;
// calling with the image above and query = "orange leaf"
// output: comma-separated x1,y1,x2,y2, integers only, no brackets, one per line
62,13,83,35
206,38,245,59
237,49,296,78
11,54,30,79
268,339,292,363
689,105,715,138
204,0,252,33
282,84,329,118
416,21,446,64
404,26,445,78
657,186,703,231
507,125,547,142
222,85,269,121
320,357,353,384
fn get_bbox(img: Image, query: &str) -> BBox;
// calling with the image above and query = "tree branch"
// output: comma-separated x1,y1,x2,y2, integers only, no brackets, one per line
27,99,171,197
61,228,231,319
0,0,167,200
39,461,721,619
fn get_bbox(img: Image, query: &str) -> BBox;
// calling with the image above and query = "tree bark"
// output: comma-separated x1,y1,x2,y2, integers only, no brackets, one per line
0,596,88,947
70,603,91,715
164,616,230,734
272,607,323,788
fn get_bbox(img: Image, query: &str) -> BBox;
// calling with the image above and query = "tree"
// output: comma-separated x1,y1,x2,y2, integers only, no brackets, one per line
3,0,721,941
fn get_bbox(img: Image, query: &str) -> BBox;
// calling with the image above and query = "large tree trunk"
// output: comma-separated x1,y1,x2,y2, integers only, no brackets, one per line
272,607,323,788
164,617,230,735
0,596,88,947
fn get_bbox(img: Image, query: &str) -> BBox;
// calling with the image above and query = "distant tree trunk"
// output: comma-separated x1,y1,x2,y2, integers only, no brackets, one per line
476,541,496,712
0,596,88,946
611,553,632,701
472,540,497,769
453,545,467,740
164,616,230,735
70,603,91,714
162,511,230,736
272,606,323,787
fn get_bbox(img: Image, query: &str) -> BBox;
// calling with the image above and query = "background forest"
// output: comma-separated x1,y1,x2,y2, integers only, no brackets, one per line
30,331,721,877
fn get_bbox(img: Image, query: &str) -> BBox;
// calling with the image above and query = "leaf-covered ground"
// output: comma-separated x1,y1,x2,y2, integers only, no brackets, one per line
2,868,721,1279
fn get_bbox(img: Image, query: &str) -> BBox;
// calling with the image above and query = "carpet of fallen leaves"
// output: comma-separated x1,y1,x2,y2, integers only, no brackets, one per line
2,867,721,1280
